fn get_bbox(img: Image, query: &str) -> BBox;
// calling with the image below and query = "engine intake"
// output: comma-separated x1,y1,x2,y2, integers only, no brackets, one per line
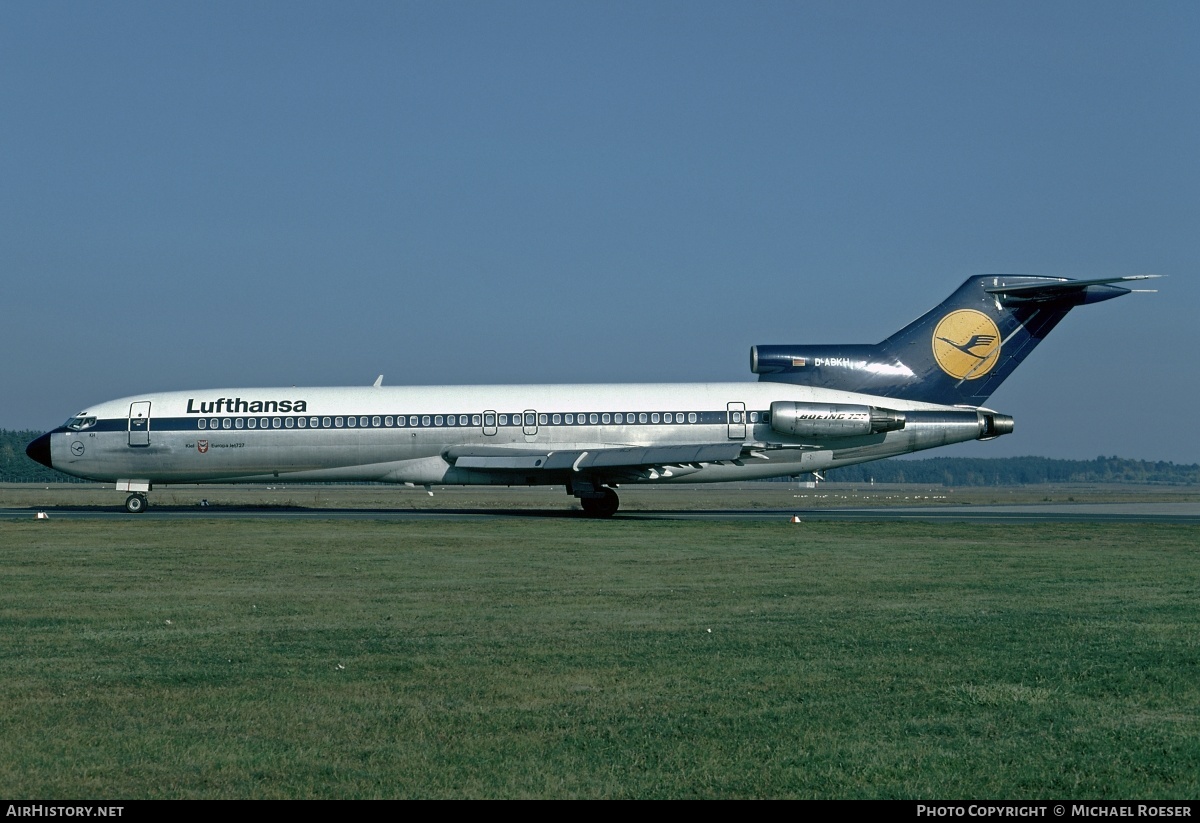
770,401,906,438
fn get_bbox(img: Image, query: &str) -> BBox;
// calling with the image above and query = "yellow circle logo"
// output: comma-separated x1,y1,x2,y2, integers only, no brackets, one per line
932,310,1001,380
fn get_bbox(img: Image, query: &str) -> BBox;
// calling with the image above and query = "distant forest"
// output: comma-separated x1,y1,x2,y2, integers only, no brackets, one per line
820,455,1199,486
1,428,1196,486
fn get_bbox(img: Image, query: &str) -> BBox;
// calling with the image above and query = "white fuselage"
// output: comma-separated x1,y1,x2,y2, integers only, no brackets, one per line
43,381,988,489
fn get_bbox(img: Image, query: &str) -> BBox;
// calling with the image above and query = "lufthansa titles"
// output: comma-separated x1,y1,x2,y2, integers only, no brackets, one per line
186,398,308,414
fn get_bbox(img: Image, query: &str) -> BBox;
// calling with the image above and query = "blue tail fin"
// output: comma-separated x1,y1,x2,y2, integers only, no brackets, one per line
751,275,1158,406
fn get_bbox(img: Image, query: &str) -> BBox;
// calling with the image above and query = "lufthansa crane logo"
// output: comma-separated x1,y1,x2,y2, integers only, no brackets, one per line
932,310,1001,380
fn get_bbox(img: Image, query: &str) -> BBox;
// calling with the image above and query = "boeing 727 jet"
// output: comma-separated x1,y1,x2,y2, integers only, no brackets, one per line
26,275,1157,516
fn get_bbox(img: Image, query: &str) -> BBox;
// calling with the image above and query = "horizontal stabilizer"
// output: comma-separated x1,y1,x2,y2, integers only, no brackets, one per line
985,275,1162,304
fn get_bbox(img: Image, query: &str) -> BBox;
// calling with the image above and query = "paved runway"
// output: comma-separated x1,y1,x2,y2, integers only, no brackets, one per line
6,501,1200,524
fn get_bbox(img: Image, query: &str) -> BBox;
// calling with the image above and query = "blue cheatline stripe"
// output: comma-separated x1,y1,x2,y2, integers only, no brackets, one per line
68,408,769,434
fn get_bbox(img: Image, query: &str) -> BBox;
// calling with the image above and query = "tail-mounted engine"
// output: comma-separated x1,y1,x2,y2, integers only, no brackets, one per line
769,401,906,437
769,401,1014,442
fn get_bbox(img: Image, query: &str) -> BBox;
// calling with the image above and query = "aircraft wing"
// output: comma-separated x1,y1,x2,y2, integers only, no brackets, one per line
445,442,746,473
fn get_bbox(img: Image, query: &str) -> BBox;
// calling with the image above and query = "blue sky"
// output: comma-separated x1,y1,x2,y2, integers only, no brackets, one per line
3,1,1196,462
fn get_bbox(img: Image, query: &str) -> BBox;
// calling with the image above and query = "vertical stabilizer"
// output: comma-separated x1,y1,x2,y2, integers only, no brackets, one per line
752,275,1158,405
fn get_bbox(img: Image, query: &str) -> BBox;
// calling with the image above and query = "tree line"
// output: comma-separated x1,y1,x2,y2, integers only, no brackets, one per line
820,454,1199,485
1,428,1196,486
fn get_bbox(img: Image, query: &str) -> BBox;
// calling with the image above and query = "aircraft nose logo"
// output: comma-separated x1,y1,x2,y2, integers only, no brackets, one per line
71,441,85,456
932,310,1002,380
197,440,209,454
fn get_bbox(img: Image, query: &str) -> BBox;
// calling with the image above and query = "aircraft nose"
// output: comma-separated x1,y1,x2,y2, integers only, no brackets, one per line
26,433,53,469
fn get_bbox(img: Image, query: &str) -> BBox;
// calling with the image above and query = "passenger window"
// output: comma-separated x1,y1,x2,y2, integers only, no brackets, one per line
260,418,269,429
410,416,418,427
589,413,598,425
372,416,381,427
552,414,561,424
484,414,495,426
297,417,306,428
335,417,344,427
222,418,232,429
732,411,743,423
750,411,759,423
435,415,444,426
248,418,256,429
651,413,660,423
447,415,456,426
538,414,547,425
688,412,697,424
664,413,673,423
565,414,573,424
285,417,295,428
198,419,207,429
235,418,244,429
499,414,508,425
639,413,648,424
614,413,622,424
422,415,431,426
472,415,481,426
348,417,356,427
310,417,319,428
211,418,220,429
323,417,331,427
460,415,468,426
601,413,610,424
272,418,282,428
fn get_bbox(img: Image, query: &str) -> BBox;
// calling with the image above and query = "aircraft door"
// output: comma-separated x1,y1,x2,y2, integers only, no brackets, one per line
522,409,538,437
726,401,746,440
483,410,498,436
128,401,151,446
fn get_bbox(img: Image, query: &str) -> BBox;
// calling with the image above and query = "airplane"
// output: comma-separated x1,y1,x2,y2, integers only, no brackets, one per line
25,274,1158,516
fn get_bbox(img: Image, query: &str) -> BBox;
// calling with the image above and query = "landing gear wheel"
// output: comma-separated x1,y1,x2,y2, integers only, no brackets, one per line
125,493,147,514
580,488,619,518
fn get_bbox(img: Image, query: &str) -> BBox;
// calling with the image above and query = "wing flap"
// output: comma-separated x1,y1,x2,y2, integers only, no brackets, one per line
448,442,744,473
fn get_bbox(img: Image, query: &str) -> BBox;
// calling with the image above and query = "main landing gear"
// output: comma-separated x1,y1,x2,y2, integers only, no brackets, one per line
571,483,619,518
125,493,148,514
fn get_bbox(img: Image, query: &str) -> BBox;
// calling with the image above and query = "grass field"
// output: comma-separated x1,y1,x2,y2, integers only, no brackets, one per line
4,480,1200,513
1,513,1198,798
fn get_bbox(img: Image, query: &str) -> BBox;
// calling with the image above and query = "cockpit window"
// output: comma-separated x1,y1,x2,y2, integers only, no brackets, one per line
66,416,97,431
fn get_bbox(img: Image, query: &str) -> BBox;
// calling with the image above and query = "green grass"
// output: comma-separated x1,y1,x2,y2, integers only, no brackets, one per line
1,518,1197,798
